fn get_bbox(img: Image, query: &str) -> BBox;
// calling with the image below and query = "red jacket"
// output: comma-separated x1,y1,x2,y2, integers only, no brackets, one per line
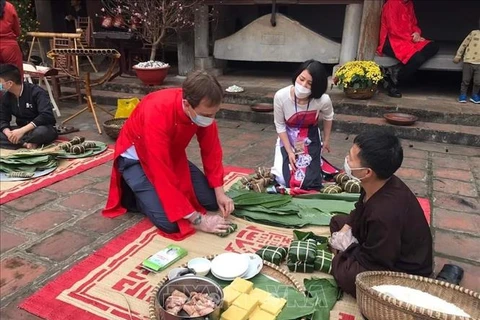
103,88,225,240
376,0,430,64
0,1,20,42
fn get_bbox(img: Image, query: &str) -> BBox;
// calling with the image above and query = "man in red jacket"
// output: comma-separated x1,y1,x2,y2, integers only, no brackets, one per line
103,71,234,240
377,0,439,98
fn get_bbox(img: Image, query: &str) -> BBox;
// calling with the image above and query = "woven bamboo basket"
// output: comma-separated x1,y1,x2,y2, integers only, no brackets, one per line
149,254,305,320
344,85,377,99
103,118,127,140
356,271,480,320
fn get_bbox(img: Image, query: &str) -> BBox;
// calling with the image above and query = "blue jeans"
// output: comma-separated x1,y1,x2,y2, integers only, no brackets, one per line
117,157,218,234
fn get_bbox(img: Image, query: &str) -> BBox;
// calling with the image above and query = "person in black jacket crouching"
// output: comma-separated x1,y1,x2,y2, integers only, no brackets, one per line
0,64,58,149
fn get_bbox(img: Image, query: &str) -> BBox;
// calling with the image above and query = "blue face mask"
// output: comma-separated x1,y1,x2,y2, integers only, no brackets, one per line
185,101,214,127
0,83,5,92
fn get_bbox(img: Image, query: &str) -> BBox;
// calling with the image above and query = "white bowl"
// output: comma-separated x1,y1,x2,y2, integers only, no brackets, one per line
187,258,212,276
168,267,194,281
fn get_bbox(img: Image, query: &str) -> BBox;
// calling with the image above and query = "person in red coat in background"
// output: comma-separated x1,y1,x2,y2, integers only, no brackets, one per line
0,0,23,77
103,71,235,241
377,0,439,98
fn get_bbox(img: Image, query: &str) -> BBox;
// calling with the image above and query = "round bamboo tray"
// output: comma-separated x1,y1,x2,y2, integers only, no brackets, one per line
356,271,480,320
149,254,305,320
103,118,127,140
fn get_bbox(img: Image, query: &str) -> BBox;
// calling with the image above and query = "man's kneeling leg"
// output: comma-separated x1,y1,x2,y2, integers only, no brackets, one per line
118,157,180,234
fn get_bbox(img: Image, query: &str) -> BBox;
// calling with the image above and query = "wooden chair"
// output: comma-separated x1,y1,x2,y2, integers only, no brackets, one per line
75,17,94,48
49,37,82,103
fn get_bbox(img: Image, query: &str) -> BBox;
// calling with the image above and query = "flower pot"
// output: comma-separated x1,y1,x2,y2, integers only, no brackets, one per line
344,85,377,100
133,66,170,86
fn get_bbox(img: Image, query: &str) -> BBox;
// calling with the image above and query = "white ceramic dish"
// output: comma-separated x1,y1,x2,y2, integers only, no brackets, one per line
211,253,249,279
187,257,212,276
211,267,249,281
241,253,263,280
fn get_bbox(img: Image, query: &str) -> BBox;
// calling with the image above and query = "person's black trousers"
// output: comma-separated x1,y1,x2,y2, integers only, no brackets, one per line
0,125,58,149
383,38,439,84
117,157,219,234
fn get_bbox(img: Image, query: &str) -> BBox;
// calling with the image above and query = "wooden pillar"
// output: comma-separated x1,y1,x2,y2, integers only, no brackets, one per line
357,0,383,61
177,29,195,76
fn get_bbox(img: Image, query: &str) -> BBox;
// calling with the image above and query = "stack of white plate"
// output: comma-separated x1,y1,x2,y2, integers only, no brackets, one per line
211,253,263,281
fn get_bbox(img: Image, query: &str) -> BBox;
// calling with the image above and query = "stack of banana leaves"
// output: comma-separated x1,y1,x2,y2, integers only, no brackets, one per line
227,186,359,228
0,148,66,179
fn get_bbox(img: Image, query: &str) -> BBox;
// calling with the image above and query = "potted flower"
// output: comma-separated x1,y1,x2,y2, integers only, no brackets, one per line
334,60,383,99
102,0,202,86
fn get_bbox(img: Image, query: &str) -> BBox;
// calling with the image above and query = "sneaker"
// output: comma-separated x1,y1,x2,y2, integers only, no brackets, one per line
470,94,480,104
458,94,467,103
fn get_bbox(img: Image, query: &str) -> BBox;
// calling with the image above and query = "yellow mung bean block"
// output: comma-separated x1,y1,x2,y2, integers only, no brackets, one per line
220,305,249,320
222,285,241,309
232,293,258,315
249,288,272,304
260,296,287,316
249,308,277,320
230,277,253,294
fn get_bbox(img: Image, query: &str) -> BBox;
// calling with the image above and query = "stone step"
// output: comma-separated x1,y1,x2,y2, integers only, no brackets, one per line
62,81,480,127
60,85,479,146
217,104,480,147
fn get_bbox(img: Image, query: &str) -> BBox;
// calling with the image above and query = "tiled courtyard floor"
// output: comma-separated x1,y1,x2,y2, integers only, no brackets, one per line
0,102,479,319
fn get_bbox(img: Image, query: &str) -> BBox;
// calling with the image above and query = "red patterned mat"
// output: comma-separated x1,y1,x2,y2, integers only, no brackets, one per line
19,167,430,320
0,145,114,204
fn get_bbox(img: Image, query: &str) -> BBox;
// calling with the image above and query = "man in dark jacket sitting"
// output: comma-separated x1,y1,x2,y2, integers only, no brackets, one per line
329,129,433,297
0,64,58,149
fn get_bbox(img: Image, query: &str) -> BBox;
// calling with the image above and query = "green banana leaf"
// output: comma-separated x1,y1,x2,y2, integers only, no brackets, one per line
0,155,58,173
0,155,52,165
233,208,334,228
295,192,360,202
304,278,342,320
293,230,329,245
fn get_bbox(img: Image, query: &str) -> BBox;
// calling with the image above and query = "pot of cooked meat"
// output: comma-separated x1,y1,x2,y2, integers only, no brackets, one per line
155,275,224,320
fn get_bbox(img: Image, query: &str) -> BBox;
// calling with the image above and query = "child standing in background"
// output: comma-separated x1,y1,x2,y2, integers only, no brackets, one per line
454,19,480,104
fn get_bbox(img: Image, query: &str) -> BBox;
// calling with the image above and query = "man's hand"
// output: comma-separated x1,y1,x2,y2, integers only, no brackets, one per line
411,32,421,43
194,214,230,234
453,57,461,64
9,128,25,144
216,191,235,217
2,128,12,139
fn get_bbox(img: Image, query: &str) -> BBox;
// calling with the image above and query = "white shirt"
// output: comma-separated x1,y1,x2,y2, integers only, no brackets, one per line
273,85,334,134
121,145,139,160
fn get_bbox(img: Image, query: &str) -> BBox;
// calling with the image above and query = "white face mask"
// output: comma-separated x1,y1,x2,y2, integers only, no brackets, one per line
344,157,368,182
294,82,311,99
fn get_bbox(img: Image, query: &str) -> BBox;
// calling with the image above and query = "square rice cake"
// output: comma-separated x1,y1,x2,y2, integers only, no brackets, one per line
249,288,272,304
223,285,241,309
260,296,287,316
232,293,259,315
230,277,253,294
220,305,249,320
